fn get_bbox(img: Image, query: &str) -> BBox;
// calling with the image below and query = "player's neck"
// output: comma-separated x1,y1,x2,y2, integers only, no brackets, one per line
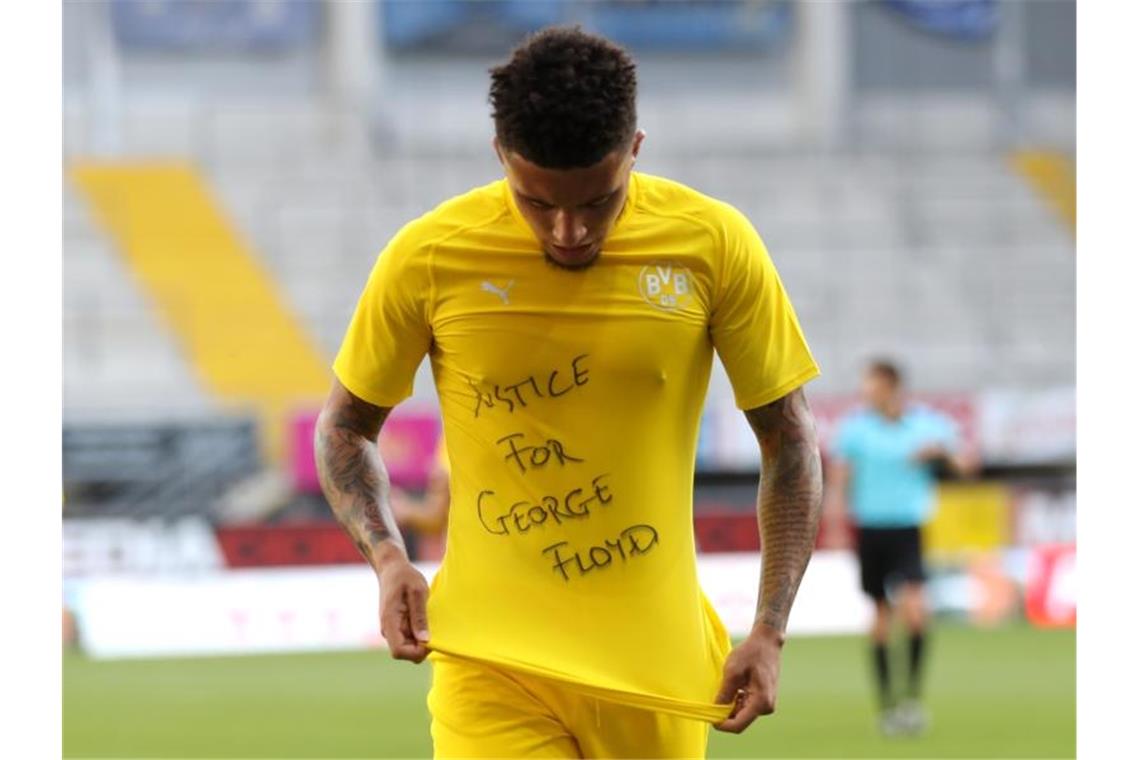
875,399,904,421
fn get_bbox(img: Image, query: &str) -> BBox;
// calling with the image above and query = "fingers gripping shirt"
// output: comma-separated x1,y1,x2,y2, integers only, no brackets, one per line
333,173,820,722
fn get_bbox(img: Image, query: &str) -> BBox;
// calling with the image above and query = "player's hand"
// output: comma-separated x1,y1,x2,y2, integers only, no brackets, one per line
911,443,947,464
713,624,784,733
377,557,431,663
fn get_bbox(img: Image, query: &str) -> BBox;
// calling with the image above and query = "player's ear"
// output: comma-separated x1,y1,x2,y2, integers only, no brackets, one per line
492,136,506,166
631,129,646,161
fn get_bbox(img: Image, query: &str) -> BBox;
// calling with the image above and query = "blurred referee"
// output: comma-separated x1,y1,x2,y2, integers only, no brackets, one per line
823,359,978,736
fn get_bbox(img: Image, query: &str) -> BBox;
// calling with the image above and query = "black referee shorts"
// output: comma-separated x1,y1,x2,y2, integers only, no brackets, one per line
855,526,926,601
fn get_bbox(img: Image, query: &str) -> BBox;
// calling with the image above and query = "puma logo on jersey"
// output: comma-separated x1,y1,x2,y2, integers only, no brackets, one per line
481,279,515,304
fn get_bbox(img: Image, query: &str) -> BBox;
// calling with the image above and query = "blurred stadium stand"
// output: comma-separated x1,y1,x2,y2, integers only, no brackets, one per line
63,419,260,518
62,1,1073,529
110,0,321,52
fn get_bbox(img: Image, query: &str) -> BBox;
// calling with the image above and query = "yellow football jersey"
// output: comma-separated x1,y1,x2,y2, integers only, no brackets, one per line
334,172,819,722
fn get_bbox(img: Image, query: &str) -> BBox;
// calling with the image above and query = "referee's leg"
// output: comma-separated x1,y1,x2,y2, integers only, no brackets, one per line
897,526,930,707
857,528,894,713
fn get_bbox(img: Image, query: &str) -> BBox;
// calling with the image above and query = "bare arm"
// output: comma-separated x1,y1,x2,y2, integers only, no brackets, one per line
745,387,824,636
715,386,823,733
315,379,403,569
946,449,982,478
912,443,981,479
314,378,431,662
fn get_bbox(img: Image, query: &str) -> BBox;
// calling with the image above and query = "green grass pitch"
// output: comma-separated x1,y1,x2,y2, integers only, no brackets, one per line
64,623,1074,759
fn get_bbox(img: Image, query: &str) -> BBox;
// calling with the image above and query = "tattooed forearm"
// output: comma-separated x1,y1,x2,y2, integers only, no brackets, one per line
744,387,823,635
314,383,405,573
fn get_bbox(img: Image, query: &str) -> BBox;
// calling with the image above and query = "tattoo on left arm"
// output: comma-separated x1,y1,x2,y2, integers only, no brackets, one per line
744,387,823,635
313,384,404,575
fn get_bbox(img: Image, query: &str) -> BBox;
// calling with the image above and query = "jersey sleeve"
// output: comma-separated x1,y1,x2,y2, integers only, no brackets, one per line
709,204,820,409
332,224,434,408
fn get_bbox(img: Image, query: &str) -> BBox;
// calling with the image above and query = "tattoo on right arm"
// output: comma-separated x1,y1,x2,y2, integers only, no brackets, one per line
314,384,404,572
744,388,824,635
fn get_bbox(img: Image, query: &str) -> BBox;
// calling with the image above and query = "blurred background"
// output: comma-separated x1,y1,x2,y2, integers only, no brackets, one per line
62,1,1075,758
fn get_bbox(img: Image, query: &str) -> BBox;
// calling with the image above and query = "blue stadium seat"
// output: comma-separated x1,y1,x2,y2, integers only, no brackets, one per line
111,0,320,52
382,1,569,50
498,0,569,31
881,0,998,41
381,1,472,49
586,1,792,52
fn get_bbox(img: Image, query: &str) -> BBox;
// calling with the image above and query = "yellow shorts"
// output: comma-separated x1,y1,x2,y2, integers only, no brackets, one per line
427,652,711,759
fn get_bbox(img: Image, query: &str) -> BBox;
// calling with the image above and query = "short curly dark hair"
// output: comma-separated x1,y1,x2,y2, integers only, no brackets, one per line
489,26,638,169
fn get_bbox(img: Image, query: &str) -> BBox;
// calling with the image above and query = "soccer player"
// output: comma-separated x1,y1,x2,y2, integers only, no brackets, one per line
315,27,822,757
823,359,978,737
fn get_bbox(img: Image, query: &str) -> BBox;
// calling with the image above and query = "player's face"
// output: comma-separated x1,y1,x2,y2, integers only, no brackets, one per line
862,371,898,411
496,131,645,270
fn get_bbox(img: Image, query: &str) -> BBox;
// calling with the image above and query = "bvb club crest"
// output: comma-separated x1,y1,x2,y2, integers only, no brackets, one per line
638,262,694,311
